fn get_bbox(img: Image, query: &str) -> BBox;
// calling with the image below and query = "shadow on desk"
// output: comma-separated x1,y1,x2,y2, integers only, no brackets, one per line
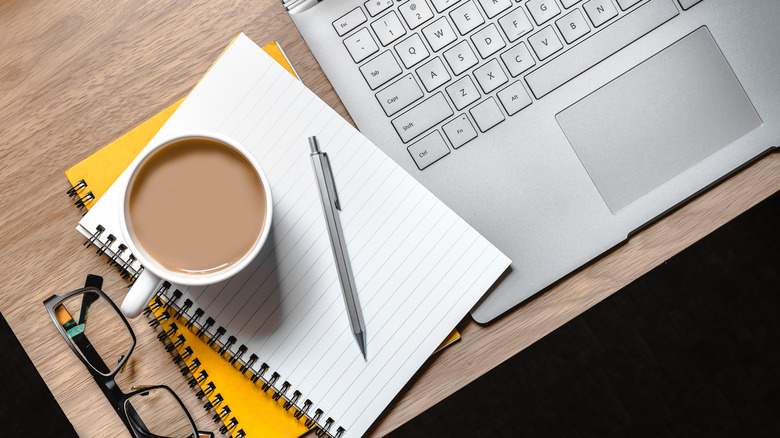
393,192,779,437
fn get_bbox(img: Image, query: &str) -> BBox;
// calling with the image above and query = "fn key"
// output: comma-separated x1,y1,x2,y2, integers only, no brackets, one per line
408,131,450,170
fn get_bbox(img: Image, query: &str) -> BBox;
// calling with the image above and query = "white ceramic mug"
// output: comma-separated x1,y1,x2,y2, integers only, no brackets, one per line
118,132,273,317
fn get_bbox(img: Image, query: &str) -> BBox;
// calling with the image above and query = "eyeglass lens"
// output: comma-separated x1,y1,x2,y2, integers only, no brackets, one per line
53,291,134,376
124,387,198,438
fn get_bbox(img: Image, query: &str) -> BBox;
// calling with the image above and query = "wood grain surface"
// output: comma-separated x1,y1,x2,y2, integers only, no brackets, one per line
0,1,777,437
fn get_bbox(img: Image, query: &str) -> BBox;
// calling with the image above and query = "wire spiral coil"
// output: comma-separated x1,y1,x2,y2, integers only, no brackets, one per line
147,284,343,437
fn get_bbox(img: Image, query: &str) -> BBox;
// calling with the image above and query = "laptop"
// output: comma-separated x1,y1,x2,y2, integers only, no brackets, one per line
285,0,780,323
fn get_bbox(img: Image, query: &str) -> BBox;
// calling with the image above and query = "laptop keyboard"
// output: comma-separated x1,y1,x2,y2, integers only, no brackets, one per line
337,0,688,170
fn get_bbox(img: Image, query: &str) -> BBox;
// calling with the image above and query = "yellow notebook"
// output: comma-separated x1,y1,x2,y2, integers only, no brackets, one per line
65,41,459,438
149,291,309,438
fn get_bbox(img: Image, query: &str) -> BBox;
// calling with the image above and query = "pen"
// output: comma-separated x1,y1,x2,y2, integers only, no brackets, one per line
309,136,367,359
284,0,320,14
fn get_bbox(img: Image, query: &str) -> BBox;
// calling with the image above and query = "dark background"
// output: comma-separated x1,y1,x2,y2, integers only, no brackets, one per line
2,192,777,437
392,191,779,437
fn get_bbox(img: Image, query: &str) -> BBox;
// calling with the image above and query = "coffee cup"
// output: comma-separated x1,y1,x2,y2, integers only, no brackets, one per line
118,132,272,317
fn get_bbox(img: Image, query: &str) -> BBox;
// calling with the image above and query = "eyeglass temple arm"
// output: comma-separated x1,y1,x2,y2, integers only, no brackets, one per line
54,302,113,375
77,274,104,324
72,275,114,374
85,274,103,289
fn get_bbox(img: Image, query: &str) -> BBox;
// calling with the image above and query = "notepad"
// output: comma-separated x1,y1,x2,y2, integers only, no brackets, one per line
65,39,458,437
77,33,510,437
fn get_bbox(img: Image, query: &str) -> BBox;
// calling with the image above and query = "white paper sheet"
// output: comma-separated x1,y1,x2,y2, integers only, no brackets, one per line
78,34,510,437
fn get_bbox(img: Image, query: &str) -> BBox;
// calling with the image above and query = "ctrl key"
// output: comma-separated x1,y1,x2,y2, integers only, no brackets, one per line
408,131,450,170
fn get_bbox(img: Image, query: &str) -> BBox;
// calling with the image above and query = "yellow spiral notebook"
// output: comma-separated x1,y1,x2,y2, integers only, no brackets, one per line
65,41,459,438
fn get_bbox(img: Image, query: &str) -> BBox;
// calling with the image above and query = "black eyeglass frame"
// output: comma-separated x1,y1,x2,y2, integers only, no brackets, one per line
43,281,202,438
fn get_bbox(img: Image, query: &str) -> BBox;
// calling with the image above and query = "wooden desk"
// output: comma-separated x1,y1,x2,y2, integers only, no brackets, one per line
0,1,777,436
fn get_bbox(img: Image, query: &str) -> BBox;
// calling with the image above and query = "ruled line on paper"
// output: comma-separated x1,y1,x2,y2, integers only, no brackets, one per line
76,34,511,438
345,247,499,426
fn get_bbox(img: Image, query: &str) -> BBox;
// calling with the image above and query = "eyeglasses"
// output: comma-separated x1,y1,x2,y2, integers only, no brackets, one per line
44,274,211,438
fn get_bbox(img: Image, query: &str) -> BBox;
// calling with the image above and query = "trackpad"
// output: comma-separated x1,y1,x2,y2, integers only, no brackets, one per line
556,27,761,214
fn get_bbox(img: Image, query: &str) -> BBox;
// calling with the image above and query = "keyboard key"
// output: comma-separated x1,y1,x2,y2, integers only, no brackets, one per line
528,25,563,60
442,114,478,148
333,8,368,36
584,0,618,27
501,42,536,76
525,0,679,98
365,0,394,16
399,0,435,29
430,0,461,13
444,40,479,75
616,0,642,10
395,34,431,68
359,50,403,89
408,131,450,170
476,0,512,18
473,58,508,93
372,11,407,45
472,24,507,58
343,28,380,63
450,1,485,35
526,0,562,25
561,0,580,8
392,92,454,142
446,76,481,110
556,9,590,43
363,0,393,17
416,57,452,91
677,0,702,10
497,81,532,115
498,7,534,42
469,97,505,132
375,74,425,116
422,16,458,51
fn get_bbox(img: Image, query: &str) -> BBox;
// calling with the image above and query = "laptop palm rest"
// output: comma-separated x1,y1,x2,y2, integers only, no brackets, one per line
556,27,762,214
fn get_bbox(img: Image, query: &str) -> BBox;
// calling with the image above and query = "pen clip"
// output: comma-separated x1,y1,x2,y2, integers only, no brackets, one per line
321,154,341,210
311,136,341,210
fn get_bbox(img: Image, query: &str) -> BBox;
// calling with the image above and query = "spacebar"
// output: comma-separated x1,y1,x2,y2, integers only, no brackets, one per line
525,0,679,99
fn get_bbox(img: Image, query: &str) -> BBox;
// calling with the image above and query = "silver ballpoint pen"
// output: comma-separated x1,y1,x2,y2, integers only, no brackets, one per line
309,136,367,359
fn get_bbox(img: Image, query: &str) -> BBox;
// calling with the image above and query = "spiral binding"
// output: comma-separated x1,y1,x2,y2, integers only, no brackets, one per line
81,224,142,282
147,285,342,438
67,179,94,209
67,179,87,197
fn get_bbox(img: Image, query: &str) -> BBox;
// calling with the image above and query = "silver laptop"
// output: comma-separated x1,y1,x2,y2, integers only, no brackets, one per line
286,0,780,323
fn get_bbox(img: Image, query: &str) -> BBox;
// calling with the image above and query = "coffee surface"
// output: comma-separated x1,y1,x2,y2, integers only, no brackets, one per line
128,138,266,274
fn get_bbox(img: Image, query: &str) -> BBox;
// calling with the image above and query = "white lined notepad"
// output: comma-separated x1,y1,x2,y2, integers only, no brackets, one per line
78,34,510,437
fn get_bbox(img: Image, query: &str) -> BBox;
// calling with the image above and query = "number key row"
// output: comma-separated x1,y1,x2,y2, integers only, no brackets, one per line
399,0,434,29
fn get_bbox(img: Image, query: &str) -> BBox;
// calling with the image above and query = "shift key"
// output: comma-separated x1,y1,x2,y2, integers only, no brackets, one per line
392,92,454,143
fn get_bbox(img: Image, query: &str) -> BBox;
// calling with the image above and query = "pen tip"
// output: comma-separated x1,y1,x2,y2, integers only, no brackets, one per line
356,332,367,360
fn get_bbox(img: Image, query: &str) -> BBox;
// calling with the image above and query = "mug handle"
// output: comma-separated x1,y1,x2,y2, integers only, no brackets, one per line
120,271,160,318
